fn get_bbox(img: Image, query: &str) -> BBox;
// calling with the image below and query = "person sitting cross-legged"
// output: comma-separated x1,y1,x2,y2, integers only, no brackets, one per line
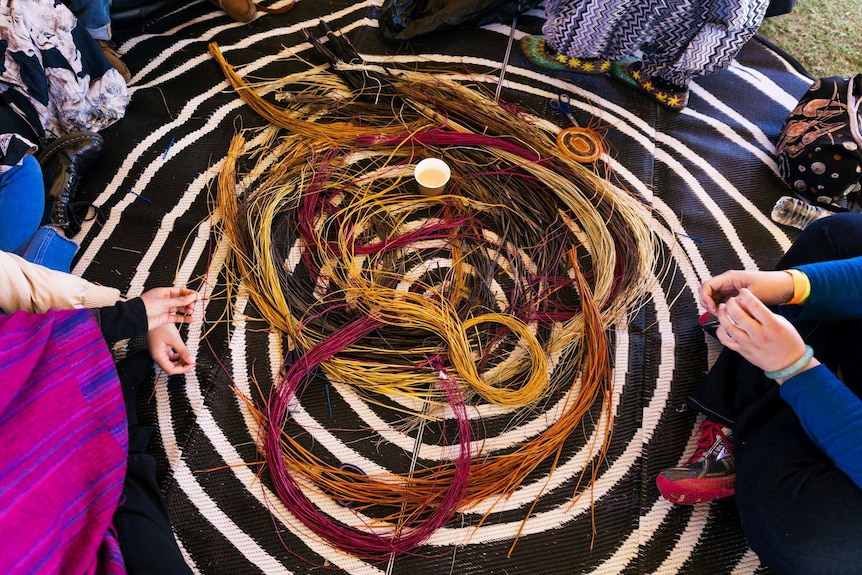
657,212,862,575
0,129,106,275
66,0,132,82
0,283,199,574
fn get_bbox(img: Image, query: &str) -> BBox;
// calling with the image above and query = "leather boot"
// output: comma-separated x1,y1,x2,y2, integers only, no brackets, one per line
37,131,104,237
209,0,257,22
97,40,132,83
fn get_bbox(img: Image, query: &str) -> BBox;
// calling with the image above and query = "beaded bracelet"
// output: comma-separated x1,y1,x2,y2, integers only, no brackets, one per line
764,345,814,380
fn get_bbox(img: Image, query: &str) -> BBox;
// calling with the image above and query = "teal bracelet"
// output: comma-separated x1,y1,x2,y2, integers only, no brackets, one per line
764,345,814,380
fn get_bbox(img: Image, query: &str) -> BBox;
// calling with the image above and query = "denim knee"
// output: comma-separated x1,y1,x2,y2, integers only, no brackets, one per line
68,0,112,35
16,227,78,272
0,155,45,253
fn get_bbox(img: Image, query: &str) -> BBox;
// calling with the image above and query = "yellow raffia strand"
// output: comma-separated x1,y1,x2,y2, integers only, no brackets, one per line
210,42,433,146
219,151,550,406
210,44,664,550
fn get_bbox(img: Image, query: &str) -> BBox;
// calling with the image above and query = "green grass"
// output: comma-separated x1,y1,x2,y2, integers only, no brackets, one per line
758,0,862,78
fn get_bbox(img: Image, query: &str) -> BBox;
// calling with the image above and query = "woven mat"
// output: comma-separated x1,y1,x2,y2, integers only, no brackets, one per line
77,1,813,572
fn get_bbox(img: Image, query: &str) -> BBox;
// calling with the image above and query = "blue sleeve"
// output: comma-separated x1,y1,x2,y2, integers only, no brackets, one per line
780,364,862,489
787,255,862,321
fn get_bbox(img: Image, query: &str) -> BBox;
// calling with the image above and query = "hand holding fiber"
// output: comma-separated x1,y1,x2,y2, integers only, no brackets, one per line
715,289,815,379
140,287,199,331
700,270,794,315
146,323,196,375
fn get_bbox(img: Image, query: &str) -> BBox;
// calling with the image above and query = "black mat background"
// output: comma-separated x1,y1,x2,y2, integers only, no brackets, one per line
72,1,814,573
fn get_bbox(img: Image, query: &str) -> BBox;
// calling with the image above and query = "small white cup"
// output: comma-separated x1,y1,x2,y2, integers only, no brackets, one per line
414,158,451,196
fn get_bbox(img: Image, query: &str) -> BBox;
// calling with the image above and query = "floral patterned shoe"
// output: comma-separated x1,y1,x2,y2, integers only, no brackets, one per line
520,35,611,75
610,57,689,112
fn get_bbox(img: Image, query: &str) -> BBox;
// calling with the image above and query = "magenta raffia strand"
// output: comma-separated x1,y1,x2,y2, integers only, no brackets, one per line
264,315,473,559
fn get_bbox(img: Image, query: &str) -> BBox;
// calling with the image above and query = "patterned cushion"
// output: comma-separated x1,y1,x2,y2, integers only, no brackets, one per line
777,75,862,209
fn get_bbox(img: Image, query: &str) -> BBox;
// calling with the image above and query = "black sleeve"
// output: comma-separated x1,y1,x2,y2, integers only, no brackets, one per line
90,297,149,344
765,0,796,17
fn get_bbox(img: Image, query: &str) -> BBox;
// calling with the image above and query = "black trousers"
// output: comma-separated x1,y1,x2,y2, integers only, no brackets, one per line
688,212,862,575
114,350,193,575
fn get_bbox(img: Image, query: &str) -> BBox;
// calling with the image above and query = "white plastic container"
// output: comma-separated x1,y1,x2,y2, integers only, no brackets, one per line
414,158,451,196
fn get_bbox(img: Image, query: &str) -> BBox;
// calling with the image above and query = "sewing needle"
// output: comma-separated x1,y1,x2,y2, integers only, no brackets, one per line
495,15,518,102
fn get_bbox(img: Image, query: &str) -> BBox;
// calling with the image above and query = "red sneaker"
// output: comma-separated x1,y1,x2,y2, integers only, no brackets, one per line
656,420,735,505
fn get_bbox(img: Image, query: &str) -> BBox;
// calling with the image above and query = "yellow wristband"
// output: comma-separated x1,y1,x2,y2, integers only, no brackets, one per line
785,269,810,305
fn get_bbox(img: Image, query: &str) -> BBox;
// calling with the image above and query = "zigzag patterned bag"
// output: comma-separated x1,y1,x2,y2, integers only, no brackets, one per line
776,74,862,209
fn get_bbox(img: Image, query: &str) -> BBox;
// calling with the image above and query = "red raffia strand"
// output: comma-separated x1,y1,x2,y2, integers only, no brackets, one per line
297,184,475,258
218,132,617,556
209,44,657,561
264,316,473,559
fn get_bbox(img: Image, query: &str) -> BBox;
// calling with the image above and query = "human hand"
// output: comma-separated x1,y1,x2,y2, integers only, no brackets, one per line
147,323,196,375
715,288,818,381
139,287,198,331
700,270,794,315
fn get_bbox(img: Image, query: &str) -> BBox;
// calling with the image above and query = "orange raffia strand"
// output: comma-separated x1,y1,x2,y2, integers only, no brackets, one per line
208,42,425,146
210,56,633,543
216,148,614,528
229,248,612,527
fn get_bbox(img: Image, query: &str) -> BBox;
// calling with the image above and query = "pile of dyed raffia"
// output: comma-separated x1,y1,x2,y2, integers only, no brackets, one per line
208,24,659,561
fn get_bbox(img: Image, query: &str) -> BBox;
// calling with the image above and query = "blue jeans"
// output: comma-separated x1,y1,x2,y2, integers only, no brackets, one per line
689,213,862,574
0,155,77,272
70,0,113,40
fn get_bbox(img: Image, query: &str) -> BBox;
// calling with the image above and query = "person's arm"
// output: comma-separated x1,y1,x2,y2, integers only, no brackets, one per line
92,288,198,341
91,297,148,344
699,268,795,315
780,365,862,489
699,257,862,322
0,250,121,313
92,287,198,373
790,255,862,321
146,324,196,375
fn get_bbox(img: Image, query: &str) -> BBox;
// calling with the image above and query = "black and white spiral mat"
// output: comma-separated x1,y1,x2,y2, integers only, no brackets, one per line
80,1,813,573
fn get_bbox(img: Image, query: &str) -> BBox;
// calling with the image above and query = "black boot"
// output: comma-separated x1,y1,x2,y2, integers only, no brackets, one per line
37,131,104,237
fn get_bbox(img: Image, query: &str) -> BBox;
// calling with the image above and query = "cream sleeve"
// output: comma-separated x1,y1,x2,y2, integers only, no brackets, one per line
0,250,122,313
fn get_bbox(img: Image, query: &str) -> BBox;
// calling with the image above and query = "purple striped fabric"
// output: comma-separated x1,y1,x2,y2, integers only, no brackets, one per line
0,309,127,574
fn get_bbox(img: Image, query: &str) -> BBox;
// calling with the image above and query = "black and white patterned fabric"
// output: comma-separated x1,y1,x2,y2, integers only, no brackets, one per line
77,1,812,573
542,0,770,87
0,0,128,140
